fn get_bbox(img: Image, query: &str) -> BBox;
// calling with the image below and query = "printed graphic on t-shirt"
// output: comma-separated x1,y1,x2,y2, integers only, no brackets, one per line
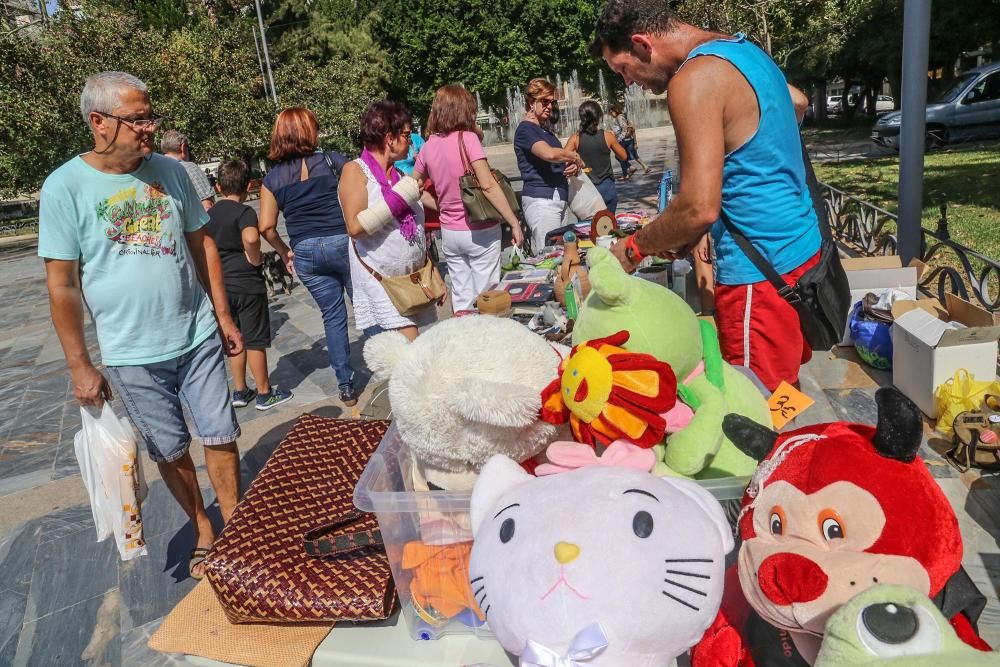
97,182,177,257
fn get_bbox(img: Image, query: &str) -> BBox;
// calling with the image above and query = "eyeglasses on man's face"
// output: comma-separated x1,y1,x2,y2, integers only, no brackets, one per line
96,111,166,132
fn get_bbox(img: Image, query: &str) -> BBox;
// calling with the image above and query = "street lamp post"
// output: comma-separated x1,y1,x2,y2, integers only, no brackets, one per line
897,0,932,264
254,0,278,106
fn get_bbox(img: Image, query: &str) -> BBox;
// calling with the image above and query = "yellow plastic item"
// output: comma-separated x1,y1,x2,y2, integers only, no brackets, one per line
933,369,1000,436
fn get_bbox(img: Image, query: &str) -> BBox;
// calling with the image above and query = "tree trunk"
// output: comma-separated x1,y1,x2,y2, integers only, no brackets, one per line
816,80,828,122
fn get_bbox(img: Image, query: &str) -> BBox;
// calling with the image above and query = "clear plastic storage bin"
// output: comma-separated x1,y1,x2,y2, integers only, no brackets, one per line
354,424,750,641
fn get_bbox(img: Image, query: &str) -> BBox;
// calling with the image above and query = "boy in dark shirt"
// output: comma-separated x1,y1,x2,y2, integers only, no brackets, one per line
207,160,292,411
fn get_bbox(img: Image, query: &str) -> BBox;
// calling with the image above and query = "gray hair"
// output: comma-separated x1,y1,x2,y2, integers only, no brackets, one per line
80,72,148,126
159,129,188,155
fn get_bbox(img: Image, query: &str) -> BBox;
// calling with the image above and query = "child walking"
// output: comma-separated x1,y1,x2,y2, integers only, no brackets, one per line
206,160,292,411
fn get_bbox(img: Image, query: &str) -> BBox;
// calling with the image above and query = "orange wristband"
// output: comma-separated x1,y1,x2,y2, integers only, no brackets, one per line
624,234,645,264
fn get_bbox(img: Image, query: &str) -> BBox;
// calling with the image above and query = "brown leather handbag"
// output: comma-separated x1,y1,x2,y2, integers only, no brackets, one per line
352,241,446,317
203,415,396,623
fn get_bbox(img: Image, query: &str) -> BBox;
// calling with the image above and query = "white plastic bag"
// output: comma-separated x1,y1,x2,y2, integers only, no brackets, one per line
566,174,607,220
73,403,148,561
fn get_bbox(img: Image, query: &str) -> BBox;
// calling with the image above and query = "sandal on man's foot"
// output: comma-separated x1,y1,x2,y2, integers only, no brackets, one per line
189,547,211,581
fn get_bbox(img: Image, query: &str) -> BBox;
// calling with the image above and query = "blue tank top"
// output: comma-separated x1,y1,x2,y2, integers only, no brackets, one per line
262,152,349,249
684,34,821,285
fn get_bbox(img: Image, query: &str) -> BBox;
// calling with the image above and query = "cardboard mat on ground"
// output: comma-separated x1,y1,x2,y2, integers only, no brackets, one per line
148,579,332,667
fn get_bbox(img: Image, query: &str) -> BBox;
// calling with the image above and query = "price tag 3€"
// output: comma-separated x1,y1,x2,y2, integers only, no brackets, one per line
768,381,815,430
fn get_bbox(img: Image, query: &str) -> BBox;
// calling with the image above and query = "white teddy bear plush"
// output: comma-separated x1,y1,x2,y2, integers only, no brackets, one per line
469,455,734,667
364,315,567,491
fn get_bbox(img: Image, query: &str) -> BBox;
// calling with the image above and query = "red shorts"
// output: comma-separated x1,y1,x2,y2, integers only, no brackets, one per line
715,252,821,393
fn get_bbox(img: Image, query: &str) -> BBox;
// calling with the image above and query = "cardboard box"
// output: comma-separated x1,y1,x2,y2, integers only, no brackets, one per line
839,256,920,346
890,293,1000,417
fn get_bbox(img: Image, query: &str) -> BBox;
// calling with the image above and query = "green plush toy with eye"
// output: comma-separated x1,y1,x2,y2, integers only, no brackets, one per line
816,584,998,666
573,247,770,479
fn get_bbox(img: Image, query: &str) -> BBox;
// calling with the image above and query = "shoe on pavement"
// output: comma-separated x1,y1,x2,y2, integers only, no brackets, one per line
339,385,358,407
232,388,257,408
256,387,293,411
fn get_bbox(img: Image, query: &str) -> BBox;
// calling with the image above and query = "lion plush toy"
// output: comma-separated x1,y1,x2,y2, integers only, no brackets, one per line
469,454,734,666
572,247,770,478
690,388,991,666
364,315,567,491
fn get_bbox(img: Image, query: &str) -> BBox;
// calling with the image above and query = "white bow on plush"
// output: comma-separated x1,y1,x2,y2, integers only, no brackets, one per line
520,623,609,667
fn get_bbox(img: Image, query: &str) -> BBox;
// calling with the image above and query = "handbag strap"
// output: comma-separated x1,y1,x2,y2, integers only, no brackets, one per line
352,240,384,282
718,136,830,305
303,510,384,558
457,130,476,178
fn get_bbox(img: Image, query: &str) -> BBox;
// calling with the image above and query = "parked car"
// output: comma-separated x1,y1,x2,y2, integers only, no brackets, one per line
871,62,1000,150
875,95,895,113
826,95,843,115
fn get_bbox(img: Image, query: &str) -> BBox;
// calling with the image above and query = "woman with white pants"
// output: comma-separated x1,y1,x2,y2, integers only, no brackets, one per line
513,78,585,253
413,84,524,313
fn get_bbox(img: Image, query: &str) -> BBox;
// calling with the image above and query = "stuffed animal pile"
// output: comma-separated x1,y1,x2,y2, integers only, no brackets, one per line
360,244,994,664
569,247,771,478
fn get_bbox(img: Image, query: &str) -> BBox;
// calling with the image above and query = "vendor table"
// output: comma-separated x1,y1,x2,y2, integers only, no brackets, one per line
184,611,516,667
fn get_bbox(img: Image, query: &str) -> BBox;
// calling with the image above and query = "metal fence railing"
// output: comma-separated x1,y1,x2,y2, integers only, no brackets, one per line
820,181,1000,311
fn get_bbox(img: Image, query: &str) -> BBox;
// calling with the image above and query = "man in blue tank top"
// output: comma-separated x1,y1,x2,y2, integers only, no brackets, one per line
590,0,819,393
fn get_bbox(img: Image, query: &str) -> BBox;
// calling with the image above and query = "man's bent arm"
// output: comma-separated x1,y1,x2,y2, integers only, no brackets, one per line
632,62,725,257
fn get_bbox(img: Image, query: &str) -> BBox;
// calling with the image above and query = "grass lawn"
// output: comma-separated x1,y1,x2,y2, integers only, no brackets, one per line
802,116,878,144
814,145,1000,260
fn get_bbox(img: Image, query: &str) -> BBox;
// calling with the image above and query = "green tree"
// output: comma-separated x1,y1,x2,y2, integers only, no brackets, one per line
0,6,270,196
272,51,386,154
371,0,604,118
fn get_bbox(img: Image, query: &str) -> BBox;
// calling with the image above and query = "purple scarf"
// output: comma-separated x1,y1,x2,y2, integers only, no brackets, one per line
360,148,419,243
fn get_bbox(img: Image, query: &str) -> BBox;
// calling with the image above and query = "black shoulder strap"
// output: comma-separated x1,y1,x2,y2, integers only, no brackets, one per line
718,136,830,301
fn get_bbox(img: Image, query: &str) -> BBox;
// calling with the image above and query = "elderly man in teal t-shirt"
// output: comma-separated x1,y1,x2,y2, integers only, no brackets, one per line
38,71,245,581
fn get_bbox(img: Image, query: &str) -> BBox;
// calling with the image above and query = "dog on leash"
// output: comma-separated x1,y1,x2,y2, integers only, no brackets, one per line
261,251,294,296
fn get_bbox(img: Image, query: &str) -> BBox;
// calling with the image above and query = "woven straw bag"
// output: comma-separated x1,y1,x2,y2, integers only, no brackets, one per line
203,415,396,623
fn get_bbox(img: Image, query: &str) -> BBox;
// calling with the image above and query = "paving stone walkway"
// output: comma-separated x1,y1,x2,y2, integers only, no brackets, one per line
2,128,999,666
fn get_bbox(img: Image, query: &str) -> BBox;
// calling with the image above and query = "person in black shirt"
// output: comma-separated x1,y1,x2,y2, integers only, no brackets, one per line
206,160,292,411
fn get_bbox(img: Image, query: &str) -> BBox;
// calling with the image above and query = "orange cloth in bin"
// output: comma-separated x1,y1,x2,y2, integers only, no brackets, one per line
402,541,484,623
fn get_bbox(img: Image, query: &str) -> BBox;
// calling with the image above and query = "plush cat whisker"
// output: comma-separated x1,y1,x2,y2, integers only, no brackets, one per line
664,577,708,597
470,575,490,614
662,590,701,612
665,569,711,579
664,557,714,563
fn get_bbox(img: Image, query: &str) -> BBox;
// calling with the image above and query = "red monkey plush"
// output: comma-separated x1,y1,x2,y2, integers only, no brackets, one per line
691,388,989,666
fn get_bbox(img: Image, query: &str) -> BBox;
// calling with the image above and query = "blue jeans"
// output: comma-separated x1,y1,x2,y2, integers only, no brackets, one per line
107,333,240,463
293,234,355,389
594,177,618,214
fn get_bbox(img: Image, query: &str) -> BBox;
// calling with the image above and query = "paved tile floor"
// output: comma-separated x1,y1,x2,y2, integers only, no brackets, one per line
2,129,999,665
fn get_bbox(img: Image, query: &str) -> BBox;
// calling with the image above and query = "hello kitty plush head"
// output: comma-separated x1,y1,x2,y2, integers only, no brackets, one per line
469,455,735,667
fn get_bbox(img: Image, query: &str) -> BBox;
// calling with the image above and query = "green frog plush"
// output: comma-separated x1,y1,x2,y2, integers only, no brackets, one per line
816,584,997,666
573,247,770,478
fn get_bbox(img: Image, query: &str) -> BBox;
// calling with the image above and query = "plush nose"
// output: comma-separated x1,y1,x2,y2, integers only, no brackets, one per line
757,553,828,605
554,541,581,564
